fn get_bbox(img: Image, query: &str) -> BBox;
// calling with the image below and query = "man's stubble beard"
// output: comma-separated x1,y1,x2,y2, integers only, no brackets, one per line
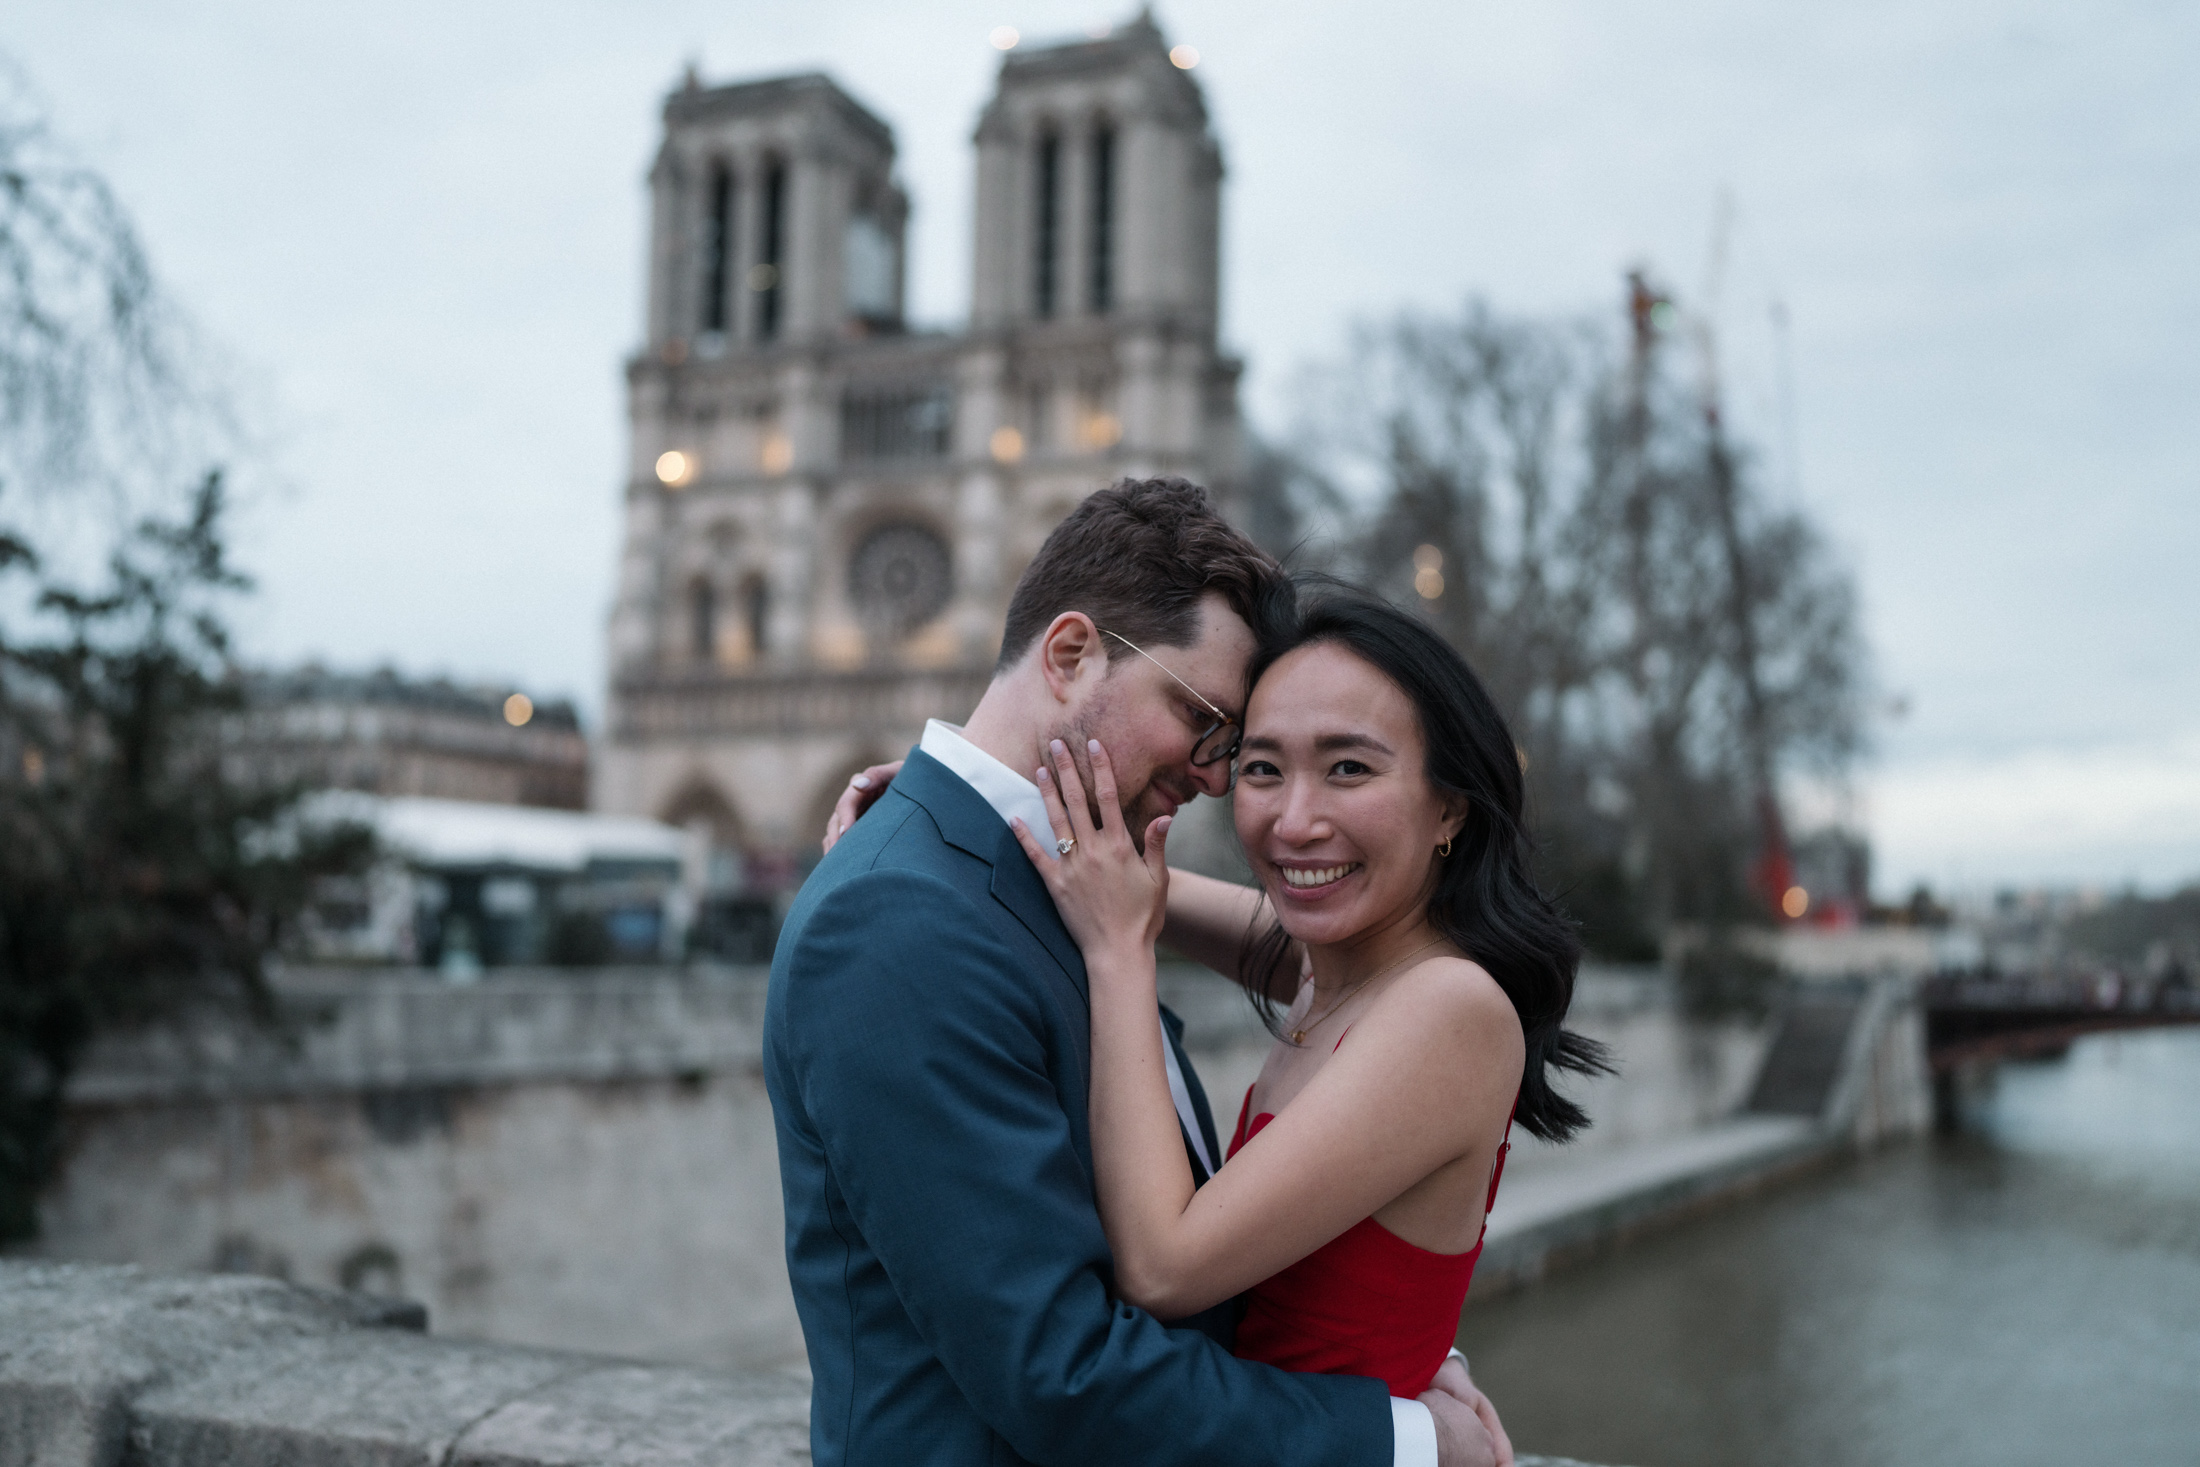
1049,709,1160,855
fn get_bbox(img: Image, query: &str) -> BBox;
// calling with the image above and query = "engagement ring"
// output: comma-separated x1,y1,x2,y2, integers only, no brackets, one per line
1056,837,1076,857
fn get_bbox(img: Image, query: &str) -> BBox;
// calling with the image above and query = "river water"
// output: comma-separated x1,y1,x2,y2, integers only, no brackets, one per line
1457,1028,2200,1467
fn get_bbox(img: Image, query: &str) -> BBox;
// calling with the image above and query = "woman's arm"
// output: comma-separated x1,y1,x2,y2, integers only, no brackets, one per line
1091,951,1518,1317
1018,740,1522,1322
1159,870,1300,1001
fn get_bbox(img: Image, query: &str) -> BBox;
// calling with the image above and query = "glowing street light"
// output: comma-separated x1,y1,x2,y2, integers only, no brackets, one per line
760,431,793,475
1413,544,1444,599
990,425,1026,463
655,450,694,487
990,26,1019,50
1782,885,1810,920
1169,44,1200,69
504,693,534,727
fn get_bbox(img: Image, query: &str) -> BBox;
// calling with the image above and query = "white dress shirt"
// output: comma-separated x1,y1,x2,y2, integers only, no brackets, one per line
916,721,1439,1467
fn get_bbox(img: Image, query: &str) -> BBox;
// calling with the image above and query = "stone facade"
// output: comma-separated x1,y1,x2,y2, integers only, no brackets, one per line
595,15,1242,894
232,668,589,811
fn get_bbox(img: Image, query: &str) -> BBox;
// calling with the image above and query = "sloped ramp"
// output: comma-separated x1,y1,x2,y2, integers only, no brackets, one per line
1746,982,1866,1118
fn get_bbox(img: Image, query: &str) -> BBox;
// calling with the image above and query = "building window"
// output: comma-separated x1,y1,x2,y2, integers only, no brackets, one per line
849,523,954,638
701,162,735,334
1034,131,1060,319
845,211,896,325
744,575,771,658
690,579,716,662
1090,125,1115,314
840,384,955,462
757,159,786,340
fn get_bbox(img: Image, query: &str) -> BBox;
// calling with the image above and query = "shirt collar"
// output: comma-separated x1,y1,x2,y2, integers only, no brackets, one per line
920,719,1059,860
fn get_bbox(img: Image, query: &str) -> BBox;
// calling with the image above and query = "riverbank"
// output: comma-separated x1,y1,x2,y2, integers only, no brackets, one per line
1459,1028,2200,1467
1469,969,1929,1294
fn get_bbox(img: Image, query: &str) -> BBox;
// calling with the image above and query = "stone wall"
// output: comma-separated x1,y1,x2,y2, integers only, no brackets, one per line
27,968,802,1370
1504,968,1771,1172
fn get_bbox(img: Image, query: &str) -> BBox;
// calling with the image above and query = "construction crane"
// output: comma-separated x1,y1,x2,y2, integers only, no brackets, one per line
1626,216,1798,923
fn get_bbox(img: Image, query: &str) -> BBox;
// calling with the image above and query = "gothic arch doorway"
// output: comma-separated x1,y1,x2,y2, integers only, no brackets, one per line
658,778,776,964
658,777,749,890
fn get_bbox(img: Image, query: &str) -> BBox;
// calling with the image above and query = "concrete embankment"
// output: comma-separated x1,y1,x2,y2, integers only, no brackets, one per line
6,962,1928,1466
1163,960,1932,1297
20,962,1928,1368
1476,973,1931,1292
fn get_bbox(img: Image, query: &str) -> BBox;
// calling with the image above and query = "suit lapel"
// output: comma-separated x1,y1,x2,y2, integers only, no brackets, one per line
986,823,1087,1001
893,749,1087,998
897,746,1235,1186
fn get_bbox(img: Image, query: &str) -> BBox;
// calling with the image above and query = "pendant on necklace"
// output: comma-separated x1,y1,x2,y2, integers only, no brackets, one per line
1290,1028,1305,1044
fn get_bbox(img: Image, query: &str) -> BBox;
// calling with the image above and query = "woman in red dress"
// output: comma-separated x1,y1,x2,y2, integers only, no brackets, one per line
1011,592,1606,1441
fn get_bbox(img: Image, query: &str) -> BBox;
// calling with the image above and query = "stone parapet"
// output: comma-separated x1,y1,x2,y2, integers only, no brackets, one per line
0,1262,808,1467
1,1262,1616,1467
63,968,771,1107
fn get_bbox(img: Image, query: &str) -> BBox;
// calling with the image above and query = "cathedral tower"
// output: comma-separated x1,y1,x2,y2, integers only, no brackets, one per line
597,15,1243,942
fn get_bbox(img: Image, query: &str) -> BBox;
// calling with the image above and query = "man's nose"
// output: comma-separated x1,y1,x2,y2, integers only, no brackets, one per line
1188,757,1232,798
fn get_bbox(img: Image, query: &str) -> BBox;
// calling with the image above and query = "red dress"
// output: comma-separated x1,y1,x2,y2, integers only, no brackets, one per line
1224,1083,1511,1399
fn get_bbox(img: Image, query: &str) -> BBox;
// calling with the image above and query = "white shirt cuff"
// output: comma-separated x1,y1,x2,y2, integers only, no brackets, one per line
1391,1396,1437,1467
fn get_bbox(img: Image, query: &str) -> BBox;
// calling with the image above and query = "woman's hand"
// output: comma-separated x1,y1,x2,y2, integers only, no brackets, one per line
1427,1355,1514,1467
1010,738,1170,965
821,761,903,854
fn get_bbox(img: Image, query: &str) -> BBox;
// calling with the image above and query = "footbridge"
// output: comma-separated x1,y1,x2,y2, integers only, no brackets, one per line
1923,974,2200,1071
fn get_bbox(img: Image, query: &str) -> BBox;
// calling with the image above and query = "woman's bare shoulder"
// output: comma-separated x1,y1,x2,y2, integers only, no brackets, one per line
1372,954,1524,1059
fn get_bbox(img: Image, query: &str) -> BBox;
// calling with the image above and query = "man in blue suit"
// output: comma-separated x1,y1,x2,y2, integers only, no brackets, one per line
766,479,1498,1467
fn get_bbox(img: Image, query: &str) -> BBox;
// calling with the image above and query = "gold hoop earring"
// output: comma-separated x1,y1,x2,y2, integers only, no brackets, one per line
1437,836,1453,858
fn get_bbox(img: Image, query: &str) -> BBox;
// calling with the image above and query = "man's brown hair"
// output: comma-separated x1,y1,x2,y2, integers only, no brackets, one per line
996,477,1288,672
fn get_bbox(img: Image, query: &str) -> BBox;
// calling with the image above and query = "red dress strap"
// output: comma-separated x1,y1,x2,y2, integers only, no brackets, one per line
1476,1100,1516,1246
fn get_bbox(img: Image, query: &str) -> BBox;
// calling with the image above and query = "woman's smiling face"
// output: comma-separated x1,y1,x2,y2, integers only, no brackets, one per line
1232,640,1465,949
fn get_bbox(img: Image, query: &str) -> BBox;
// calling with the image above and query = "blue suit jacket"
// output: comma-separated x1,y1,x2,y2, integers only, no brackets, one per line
765,749,1392,1466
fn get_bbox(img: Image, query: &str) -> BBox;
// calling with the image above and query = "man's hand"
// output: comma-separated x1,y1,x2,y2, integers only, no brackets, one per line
1427,1356,1514,1467
822,761,903,854
1423,1387,1501,1467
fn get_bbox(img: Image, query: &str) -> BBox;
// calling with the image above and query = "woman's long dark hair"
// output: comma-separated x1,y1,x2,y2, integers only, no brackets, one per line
1238,588,1611,1143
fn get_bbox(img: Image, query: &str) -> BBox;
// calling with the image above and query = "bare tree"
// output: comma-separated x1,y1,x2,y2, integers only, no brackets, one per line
0,56,365,1241
1,56,231,517
1286,291,1867,977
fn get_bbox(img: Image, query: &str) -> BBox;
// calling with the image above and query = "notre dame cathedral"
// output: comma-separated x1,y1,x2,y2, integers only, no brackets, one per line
595,13,1241,921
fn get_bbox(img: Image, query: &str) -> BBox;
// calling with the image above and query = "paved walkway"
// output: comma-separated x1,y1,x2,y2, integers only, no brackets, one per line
1479,1115,1824,1285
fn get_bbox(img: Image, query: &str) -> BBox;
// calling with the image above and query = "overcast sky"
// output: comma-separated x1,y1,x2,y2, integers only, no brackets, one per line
12,0,2197,894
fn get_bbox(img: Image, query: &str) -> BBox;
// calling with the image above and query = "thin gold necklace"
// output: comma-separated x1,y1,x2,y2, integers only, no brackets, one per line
1289,937,1448,1045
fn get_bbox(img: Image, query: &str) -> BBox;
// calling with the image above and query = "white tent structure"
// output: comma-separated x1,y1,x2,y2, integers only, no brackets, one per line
305,795,691,973
372,798,686,874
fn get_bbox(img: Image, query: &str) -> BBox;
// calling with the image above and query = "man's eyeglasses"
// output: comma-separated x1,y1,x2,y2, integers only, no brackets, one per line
1099,629,1242,769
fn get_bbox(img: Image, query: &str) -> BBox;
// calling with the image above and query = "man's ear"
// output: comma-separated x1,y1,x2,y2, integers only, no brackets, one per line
1037,612,1105,706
